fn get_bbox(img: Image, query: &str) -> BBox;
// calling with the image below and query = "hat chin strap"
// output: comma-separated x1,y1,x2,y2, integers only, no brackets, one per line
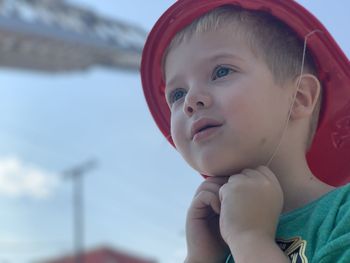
265,30,323,168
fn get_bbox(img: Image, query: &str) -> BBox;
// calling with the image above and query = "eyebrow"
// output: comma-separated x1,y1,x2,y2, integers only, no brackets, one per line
165,75,183,92
165,52,244,89
210,52,244,62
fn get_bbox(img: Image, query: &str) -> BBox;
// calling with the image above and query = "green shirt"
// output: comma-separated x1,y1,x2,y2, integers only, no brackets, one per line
226,183,350,263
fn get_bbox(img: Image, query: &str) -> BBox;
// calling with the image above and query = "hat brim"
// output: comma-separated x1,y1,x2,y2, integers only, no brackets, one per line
141,0,350,186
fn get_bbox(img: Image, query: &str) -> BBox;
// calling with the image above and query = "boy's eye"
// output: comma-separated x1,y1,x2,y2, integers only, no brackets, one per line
212,65,233,80
168,88,187,106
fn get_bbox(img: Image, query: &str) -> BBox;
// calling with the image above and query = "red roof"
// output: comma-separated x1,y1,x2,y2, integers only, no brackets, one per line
43,246,157,263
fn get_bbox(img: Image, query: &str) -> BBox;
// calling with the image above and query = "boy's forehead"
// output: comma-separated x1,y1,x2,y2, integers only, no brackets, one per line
165,29,252,79
169,27,248,54
166,14,248,54
165,25,254,67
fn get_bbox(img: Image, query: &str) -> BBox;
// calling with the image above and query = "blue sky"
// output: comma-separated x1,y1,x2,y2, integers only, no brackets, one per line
0,1,349,263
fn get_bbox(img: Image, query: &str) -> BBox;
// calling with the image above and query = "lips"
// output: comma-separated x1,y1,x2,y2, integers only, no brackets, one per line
190,118,223,140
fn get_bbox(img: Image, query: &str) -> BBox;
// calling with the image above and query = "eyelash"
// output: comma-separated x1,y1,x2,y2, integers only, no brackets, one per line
212,65,234,80
167,88,187,106
167,65,235,106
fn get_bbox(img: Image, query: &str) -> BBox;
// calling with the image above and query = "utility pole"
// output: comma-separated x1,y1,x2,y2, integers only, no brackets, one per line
63,159,98,263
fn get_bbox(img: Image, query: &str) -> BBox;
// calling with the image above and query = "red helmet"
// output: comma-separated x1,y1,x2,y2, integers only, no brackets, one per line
141,0,350,186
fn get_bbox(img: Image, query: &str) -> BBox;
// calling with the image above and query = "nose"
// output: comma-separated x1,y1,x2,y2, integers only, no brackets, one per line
183,88,212,116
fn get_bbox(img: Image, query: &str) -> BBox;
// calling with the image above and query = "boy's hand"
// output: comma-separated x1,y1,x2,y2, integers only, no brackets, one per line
185,176,230,263
219,166,284,249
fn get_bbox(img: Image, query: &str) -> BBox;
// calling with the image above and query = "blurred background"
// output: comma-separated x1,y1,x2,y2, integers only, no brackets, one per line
0,0,348,262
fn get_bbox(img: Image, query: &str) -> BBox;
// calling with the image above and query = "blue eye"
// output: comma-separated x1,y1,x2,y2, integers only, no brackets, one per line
212,66,233,80
168,88,187,105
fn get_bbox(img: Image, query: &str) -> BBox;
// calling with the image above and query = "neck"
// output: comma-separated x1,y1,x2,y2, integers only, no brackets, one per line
270,154,335,214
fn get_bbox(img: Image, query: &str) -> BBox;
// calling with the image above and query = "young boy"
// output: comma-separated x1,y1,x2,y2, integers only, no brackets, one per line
141,1,350,262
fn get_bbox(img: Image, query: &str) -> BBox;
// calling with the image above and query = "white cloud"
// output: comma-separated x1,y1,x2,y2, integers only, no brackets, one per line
0,156,59,199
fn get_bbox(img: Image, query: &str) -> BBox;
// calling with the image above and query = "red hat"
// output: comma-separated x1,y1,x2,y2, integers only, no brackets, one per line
141,0,350,186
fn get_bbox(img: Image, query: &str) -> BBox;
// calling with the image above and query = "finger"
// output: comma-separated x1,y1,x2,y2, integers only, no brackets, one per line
205,175,229,185
241,168,261,178
194,179,227,197
218,183,229,202
227,168,267,183
191,190,221,215
227,172,246,183
257,166,280,184
194,181,221,197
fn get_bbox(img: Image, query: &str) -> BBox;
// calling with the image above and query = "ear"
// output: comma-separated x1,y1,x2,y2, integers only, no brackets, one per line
290,74,321,120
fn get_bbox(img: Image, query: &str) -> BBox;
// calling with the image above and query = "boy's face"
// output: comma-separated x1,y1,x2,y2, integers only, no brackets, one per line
164,27,292,176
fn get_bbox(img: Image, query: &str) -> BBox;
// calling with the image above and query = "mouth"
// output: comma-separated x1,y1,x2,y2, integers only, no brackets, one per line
191,118,223,140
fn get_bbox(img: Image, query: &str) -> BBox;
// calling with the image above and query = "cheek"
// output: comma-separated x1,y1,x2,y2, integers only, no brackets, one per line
220,90,272,142
220,91,254,125
170,112,187,149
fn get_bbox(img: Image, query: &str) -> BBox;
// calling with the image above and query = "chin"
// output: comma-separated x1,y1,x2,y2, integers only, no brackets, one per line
195,151,268,176
197,163,245,177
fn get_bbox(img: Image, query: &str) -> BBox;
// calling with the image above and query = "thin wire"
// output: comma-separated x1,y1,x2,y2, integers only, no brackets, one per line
265,30,322,167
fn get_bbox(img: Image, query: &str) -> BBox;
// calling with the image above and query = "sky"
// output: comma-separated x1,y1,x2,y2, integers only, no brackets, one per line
0,1,349,263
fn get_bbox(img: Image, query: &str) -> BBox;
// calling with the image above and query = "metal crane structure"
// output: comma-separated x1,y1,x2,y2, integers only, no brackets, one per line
0,0,146,72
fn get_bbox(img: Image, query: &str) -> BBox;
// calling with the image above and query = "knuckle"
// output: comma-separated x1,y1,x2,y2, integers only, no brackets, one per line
228,173,244,183
195,190,207,198
240,170,251,177
257,165,270,175
218,184,226,195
